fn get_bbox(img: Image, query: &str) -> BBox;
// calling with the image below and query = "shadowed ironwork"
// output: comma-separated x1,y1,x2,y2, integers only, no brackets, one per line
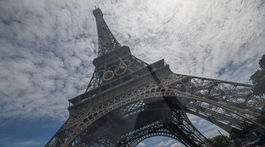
46,8,265,147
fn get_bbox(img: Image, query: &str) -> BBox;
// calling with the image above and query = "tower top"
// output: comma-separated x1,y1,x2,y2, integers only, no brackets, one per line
93,8,121,56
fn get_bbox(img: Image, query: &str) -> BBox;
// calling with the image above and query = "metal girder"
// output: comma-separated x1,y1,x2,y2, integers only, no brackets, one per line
46,7,265,147
70,98,209,147
93,8,121,55
46,71,265,146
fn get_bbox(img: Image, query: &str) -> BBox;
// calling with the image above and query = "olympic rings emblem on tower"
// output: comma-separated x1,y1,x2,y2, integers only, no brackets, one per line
95,57,132,81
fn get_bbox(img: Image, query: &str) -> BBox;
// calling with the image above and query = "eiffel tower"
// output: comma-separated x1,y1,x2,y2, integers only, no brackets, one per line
46,8,265,147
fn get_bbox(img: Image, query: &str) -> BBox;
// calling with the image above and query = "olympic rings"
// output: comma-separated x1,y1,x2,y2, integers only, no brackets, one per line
115,65,127,76
96,69,106,79
102,70,114,81
108,65,118,71
95,57,132,81
119,58,131,68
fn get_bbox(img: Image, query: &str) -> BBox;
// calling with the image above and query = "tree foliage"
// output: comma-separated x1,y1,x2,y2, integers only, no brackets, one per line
209,135,233,147
250,54,265,96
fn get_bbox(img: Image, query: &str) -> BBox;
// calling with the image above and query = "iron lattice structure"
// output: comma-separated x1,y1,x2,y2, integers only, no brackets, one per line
46,8,265,147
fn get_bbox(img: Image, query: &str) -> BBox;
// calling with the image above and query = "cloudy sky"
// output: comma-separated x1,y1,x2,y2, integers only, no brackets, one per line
0,0,264,146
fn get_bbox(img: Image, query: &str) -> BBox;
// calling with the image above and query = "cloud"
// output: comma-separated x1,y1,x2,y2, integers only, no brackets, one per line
137,142,146,147
155,139,173,147
18,141,42,146
0,140,44,147
1,1,264,147
203,125,229,138
153,139,185,147
0,0,98,120
0,0,264,139
138,136,182,147
187,112,229,139
171,143,185,147
198,119,207,126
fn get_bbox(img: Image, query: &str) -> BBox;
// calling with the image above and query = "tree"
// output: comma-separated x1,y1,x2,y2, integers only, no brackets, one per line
250,54,265,96
209,135,233,147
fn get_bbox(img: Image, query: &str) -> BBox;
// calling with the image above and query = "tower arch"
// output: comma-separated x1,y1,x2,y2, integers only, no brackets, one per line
46,8,265,147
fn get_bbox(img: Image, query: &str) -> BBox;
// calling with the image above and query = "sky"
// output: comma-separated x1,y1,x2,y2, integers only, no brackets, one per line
0,0,265,146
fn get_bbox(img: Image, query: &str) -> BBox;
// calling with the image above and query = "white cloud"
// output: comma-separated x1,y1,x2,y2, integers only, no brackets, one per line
0,0,264,125
1,1,264,147
187,113,197,121
171,143,185,147
203,126,229,138
19,140,42,146
198,119,207,126
187,112,230,139
0,140,44,147
137,142,146,147
155,139,173,147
